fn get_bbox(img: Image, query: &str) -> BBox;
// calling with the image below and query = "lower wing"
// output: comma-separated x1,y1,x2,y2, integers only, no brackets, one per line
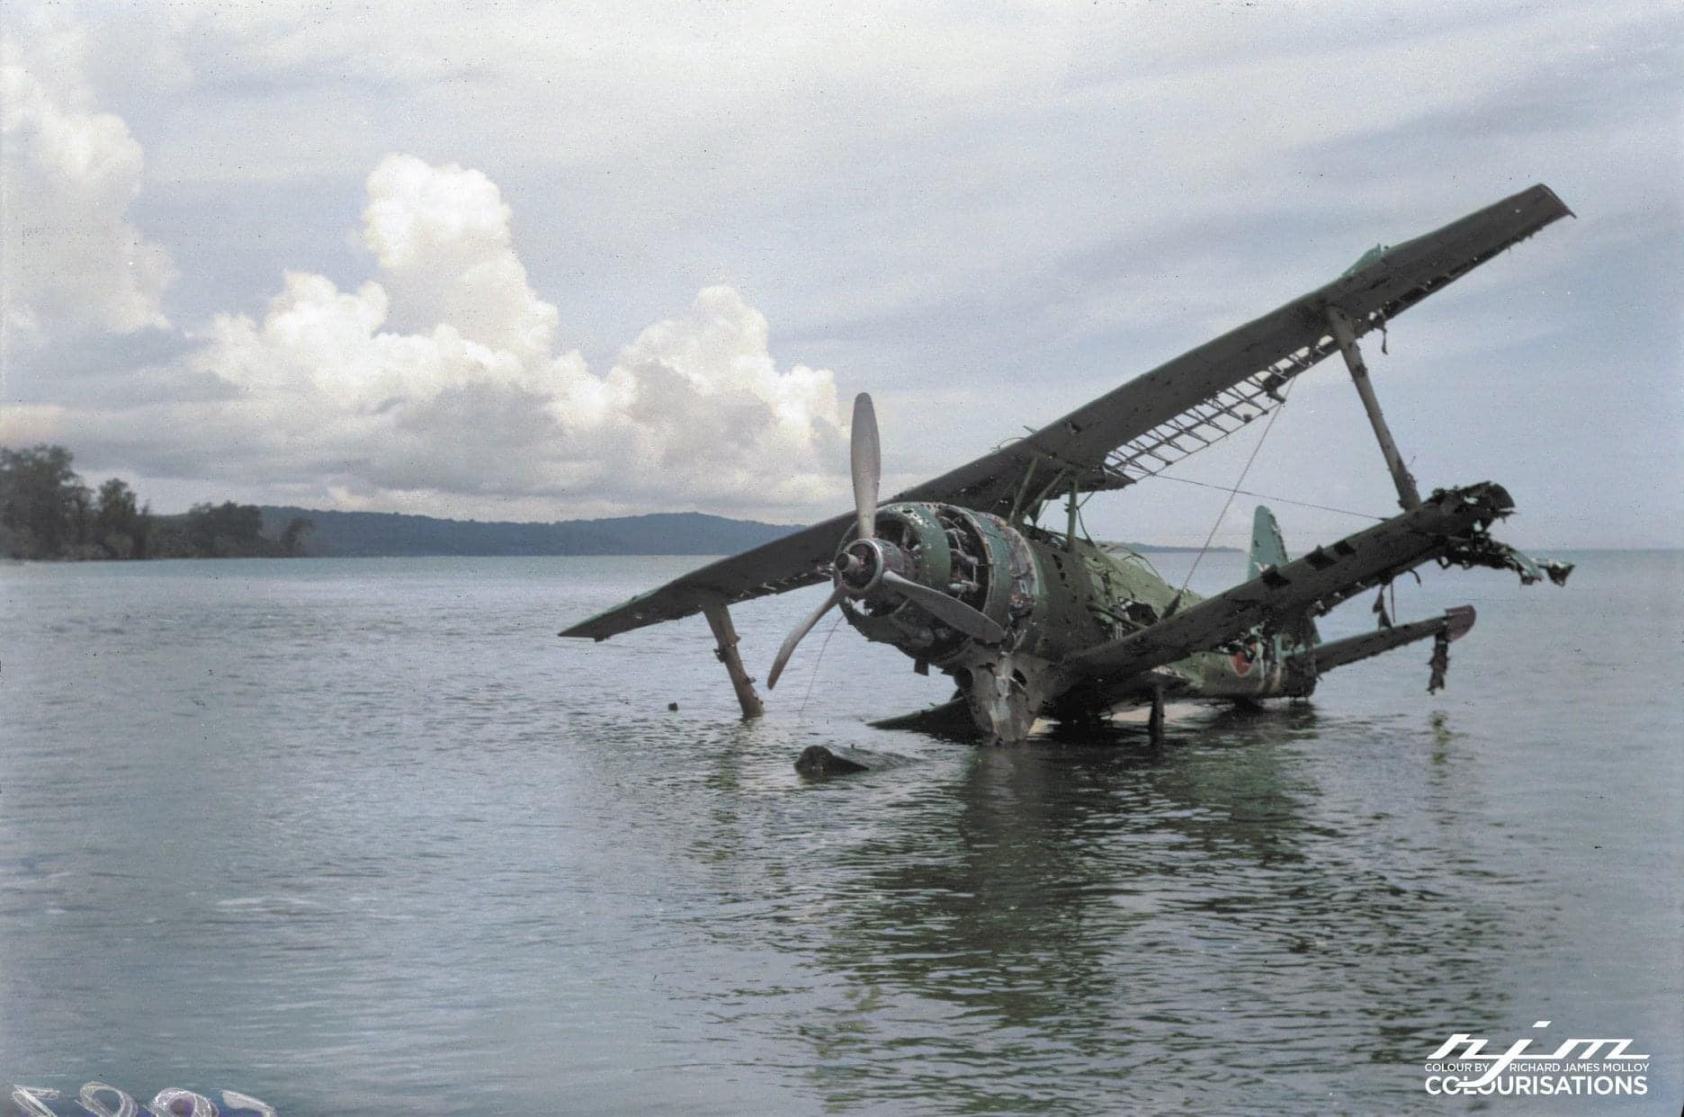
1064,482,1562,683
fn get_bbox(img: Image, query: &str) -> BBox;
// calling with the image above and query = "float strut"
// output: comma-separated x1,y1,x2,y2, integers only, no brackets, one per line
702,602,765,720
1326,306,1422,511
1148,687,1165,743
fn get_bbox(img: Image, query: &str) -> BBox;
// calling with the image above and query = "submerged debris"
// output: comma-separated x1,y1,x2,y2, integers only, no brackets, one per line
795,746,869,778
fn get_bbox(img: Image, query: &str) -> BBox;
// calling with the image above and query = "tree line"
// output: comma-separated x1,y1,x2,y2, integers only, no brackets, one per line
0,444,312,561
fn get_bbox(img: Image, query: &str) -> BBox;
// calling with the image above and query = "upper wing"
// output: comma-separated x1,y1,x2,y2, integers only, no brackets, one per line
892,183,1570,515
563,184,1570,641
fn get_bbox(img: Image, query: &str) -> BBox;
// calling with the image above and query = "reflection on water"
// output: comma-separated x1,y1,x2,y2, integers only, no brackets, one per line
1,553,1680,1113
677,706,1525,1111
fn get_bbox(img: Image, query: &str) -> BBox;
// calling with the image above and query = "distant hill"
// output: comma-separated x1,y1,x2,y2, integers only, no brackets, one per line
257,505,1233,558
1109,543,1240,555
257,507,801,557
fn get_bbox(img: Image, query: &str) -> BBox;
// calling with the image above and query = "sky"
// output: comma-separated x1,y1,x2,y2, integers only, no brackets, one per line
1,1,1679,548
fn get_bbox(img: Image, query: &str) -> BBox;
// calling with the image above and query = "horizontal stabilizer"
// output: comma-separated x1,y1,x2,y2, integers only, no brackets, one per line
1066,485,1517,682
1310,606,1475,675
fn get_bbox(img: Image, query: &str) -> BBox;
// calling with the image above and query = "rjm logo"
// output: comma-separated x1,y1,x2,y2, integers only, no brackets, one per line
1428,1021,1648,1089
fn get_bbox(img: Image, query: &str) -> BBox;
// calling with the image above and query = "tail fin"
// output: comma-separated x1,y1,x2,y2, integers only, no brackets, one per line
1251,505,1320,648
1249,505,1289,580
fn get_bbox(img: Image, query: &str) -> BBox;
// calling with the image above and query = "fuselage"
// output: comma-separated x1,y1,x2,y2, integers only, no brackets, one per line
839,501,1311,723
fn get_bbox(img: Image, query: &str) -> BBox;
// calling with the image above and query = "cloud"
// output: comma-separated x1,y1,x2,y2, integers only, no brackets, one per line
0,59,175,352
360,154,557,359
6,152,847,519
2,1,1678,543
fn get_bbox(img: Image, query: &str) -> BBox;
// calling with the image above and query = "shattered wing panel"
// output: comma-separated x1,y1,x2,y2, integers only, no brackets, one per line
897,184,1571,515
558,513,847,640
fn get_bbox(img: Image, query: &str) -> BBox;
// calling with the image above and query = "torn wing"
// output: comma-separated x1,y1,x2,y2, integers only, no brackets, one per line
1063,483,1523,684
562,185,1570,641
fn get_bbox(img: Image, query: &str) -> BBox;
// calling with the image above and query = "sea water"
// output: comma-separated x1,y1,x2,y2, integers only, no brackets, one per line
2,552,1680,1113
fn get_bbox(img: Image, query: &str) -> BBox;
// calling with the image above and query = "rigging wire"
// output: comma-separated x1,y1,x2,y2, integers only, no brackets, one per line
1176,377,1299,598
1141,473,1386,523
798,612,846,721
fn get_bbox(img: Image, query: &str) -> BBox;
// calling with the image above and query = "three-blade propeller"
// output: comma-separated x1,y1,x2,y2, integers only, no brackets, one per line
767,392,1004,690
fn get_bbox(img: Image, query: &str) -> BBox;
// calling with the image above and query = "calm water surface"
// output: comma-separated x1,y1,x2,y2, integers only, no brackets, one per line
2,551,1681,1114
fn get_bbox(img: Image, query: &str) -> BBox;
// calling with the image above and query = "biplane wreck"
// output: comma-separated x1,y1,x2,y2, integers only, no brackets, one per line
563,185,1574,745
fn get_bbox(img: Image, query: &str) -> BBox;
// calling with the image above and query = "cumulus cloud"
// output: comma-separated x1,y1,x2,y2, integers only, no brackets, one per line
360,155,558,360
4,1,1676,543
0,59,175,351
8,152,847,519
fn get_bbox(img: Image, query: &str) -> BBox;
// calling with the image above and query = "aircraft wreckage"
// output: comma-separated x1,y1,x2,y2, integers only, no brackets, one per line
562,184,1574,746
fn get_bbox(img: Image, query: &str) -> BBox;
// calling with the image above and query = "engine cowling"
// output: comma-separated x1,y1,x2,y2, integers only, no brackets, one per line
839,502,1040,663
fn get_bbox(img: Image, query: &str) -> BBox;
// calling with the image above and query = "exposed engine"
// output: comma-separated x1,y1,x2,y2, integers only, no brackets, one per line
839,502,1039,667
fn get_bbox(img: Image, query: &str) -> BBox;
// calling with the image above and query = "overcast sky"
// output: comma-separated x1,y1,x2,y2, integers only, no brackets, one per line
2,1,1679,548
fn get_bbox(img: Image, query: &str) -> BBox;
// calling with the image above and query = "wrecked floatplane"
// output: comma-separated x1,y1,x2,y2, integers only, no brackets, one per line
562,185,1574,745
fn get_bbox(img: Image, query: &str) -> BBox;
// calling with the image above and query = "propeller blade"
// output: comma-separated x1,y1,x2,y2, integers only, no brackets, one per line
881,570,1005,644
767,585,845,690
850,392,880,541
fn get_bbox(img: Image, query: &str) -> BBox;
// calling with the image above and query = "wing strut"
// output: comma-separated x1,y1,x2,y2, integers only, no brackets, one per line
702,601,765,719
1327,306,1422,510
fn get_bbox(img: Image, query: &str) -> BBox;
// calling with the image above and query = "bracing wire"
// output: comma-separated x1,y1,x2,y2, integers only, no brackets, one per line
1177,376,1299,597
798,613,847,721
1141,473,1386,523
